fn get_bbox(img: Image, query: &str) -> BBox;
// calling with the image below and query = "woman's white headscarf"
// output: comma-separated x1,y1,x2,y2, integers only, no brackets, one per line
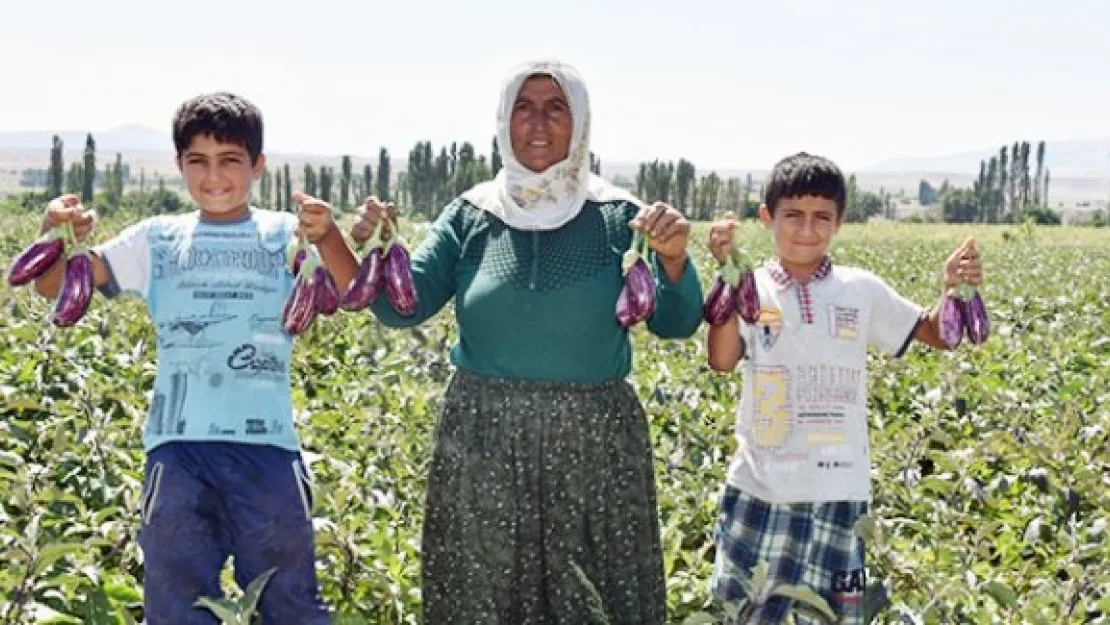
462,59,595,231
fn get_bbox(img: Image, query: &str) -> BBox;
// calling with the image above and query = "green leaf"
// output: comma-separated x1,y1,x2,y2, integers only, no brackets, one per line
117,606,140,625
240,566,278,617
0,450,25,468
768,584,837,621
27,602,82,624
104,581,143,603
193,597,243,625
863,581,891,621
854,515,877,542
32,542,84,576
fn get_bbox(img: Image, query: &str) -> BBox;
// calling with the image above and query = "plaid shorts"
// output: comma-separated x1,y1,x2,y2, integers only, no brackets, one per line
709,485,869,625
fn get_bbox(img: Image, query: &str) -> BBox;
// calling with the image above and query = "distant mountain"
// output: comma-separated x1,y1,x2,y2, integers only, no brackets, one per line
861,136,1110,178
0,124,397,174
0,123,170,153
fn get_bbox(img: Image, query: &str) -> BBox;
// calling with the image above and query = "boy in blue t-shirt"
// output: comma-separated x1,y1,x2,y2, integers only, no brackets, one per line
32,92,339,624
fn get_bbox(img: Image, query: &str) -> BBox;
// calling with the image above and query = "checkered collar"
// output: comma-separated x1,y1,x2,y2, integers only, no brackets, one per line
766,256,833,290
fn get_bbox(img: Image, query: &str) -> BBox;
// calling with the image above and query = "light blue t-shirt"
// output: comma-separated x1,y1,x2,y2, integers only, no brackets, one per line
94,208,302,452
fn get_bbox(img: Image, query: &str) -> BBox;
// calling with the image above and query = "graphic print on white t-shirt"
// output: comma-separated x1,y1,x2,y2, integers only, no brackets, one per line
828,304,861,341
729,265,924,503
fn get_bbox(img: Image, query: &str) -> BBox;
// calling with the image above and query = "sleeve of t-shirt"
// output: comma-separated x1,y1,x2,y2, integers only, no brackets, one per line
91,220,153,300
864,270,925,358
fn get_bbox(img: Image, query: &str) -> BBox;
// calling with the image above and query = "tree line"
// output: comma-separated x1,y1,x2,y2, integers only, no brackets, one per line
630,159,897,224
917,140,1059,224
14,132,1081,227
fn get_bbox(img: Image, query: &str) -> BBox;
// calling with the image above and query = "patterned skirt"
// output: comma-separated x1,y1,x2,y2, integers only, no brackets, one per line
420,369,667,625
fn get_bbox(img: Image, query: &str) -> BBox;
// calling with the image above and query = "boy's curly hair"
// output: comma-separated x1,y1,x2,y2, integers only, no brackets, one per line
172,92,264,164
764,152,847,217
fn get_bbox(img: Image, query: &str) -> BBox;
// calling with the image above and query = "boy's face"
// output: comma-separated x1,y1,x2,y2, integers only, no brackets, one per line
760,195,843,273
177,134,265,220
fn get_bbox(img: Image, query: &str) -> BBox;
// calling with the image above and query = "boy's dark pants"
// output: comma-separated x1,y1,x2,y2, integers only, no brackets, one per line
137,441,330,624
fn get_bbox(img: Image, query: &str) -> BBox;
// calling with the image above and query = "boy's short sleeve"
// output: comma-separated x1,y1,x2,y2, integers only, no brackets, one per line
864,271,924,357
92,221,152,300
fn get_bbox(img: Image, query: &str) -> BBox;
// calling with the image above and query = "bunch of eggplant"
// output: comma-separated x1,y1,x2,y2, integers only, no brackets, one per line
939,282,989,348
281,237,341,336
615,230,656,328
340,216,418,317
7,221,95,328
703,231,760,326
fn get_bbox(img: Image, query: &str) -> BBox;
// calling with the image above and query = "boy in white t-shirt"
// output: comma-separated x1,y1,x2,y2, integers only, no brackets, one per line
705,152,983,623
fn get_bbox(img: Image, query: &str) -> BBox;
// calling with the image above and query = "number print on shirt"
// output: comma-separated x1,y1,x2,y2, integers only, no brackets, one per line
751,366,792,449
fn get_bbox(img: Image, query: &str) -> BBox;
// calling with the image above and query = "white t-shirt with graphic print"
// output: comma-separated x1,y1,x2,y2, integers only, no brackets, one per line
92,208,302,453
727,264,924,504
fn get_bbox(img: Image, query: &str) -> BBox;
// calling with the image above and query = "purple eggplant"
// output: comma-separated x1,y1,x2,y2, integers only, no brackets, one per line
282,255,322,336
316,267,340,316
703,276,738,326
939,293,965,348
8,228,65,287
703,242,748,327
342,247,384,311
626,258,655,320
52,249,94,328
704,236,760,326
615,283,638,328
341,221,386,311
292,249,307,277
384,241,419,317
957,284,990,344
615,231,656,328
732,244,761,325
736,270,760,324
963,291,989,344
287,244,308,277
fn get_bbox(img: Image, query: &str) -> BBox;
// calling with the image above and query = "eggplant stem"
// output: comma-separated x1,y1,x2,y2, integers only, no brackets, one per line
366,218,384,251
63,221,88,256
640,231,656,277
384,214,407,253
953,282,976,300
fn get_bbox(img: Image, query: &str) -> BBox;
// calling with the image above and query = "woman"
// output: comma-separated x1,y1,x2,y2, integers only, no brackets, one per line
324,59,703,624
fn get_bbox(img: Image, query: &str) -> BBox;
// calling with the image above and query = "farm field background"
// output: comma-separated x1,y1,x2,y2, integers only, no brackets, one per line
1,214,1108,624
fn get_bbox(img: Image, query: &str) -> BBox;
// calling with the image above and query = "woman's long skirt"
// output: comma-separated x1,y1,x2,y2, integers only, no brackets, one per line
420,370,667,625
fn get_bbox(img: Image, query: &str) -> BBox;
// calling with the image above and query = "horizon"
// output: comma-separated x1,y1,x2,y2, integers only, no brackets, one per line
2,121,1107,179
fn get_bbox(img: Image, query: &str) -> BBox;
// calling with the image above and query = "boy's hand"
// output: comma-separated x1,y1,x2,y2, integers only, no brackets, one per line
707,212,740,265
292,192,337,244
630,201,689,263
944,236,983,288
351,196,396,245
42,194,96,241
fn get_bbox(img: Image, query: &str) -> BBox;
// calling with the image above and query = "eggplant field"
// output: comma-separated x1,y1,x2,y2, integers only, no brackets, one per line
1,213,1108,624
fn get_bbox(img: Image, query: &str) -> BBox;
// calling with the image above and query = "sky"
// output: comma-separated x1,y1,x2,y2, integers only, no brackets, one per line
0,0,1107,171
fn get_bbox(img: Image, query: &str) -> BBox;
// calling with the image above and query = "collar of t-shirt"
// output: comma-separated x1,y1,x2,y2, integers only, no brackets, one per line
765,256,833,324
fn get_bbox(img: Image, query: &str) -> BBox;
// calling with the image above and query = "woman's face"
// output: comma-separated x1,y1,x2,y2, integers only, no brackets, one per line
509,75,572,173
